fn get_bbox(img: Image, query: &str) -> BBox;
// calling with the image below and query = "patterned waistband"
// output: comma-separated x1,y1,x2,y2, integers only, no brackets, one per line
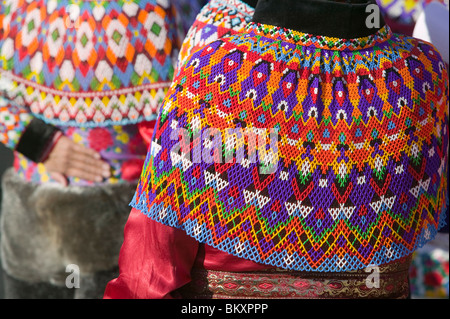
178,256,412,299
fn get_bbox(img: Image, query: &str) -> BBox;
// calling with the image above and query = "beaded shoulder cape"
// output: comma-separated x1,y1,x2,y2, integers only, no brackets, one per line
0,0,181,127
131,22,449,272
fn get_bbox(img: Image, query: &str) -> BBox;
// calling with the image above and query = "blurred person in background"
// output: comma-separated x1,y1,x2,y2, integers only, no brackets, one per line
0,0,204,299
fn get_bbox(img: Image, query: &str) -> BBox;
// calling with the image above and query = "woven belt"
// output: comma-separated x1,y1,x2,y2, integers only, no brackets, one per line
178,256,412,299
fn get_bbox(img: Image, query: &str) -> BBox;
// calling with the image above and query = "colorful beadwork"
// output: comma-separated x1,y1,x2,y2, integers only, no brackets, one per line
132,22,449,272
0,0,181,128
0,96,32,149
0,0,205,185
177,0,255,71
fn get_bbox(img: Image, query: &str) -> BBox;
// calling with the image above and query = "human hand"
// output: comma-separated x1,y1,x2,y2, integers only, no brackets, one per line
42,135,111,186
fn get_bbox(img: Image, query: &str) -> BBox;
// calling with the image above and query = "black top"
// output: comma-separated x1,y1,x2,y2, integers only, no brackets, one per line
251,0,386,39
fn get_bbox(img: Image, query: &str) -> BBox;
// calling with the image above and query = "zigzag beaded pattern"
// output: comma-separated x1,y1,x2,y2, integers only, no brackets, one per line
132,22,449,272
0,0,180,126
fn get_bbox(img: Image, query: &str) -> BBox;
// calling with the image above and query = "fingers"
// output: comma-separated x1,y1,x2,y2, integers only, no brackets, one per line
65,166,106,183
43,136,112,184
68,151,111,178
72,142,102,160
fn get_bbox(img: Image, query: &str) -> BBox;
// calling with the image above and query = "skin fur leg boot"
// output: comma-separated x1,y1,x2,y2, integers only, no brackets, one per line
0,168,135,299
2,271,74,299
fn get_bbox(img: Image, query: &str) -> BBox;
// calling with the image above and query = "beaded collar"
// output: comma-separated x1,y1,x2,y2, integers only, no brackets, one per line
245,22,393,51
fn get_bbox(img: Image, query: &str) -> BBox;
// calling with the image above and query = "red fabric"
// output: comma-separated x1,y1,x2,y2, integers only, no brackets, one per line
195,244,273,272
383,16,415,36
138,120,156,147
121,159,145,182
104,208,270,299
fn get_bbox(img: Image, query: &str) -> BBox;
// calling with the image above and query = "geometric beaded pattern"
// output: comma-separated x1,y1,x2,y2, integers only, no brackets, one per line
0,0,182,127
131,22,449,272
177,0,254,70
0,95,33,148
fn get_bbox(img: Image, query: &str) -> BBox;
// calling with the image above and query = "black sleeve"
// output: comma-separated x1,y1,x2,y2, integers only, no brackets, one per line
15,117,61,163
